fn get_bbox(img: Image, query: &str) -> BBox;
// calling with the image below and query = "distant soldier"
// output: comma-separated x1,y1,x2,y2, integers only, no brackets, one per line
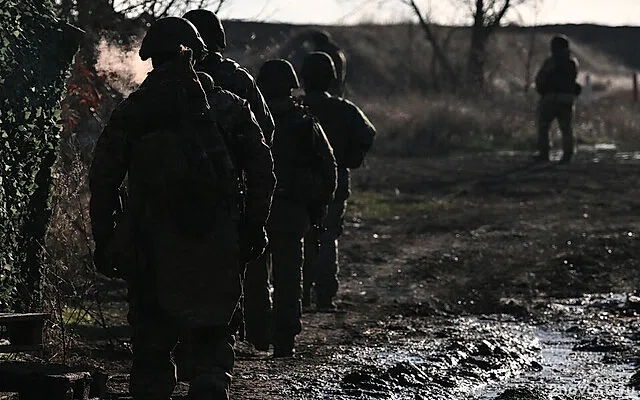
308,30,347,97
89,17,273,400
242,59,336,356
534,35,581,163
183,9,275,144
301,52,376,311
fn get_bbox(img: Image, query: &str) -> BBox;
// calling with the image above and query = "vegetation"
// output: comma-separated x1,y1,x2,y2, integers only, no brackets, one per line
0,0,82,311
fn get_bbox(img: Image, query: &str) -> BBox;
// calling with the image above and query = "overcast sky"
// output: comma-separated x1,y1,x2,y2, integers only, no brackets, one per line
217,0,640,26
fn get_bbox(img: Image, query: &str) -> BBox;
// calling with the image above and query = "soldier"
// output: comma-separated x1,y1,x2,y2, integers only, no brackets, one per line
89,17,274,400
242,59,337,356
308,30,347,97
534,35,581,164
300,52,376,311
183,9,275,145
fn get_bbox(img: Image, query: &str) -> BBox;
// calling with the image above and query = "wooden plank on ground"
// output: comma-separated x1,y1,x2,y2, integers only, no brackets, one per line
0,314,50,323
0,362,92,400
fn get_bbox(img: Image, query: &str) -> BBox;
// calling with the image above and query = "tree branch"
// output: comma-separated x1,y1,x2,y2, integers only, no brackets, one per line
158,0,178,17
215,0,226,13
404,0,459,88
487,0,511,30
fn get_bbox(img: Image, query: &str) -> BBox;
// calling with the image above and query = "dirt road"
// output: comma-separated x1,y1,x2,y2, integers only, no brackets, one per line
230,151,640,399
92,151,640,399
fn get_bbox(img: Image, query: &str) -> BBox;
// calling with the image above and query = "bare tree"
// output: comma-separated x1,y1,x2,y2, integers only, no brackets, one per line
113,0,228,19
401,0,460,89
399,0,533,91
461,0,518,89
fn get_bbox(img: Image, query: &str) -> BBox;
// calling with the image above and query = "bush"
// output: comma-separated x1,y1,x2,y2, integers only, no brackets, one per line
0,0,81,310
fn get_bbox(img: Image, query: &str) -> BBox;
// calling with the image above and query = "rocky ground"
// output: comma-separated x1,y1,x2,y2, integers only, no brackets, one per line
62,150,640,399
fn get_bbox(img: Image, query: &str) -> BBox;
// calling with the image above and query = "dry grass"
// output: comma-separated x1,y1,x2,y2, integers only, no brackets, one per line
357,89,640,157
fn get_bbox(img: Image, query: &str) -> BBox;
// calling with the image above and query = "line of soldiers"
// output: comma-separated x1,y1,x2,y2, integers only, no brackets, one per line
88,10,374,400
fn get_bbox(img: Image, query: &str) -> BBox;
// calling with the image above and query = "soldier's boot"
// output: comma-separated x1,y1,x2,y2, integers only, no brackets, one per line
316,294,337,312
273,335,295,358
188,371,231,400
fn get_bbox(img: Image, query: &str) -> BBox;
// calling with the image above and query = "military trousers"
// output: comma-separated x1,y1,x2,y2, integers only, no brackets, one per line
537,94,575,160
303,199,346,304
127,282,235,400
244,232,304,347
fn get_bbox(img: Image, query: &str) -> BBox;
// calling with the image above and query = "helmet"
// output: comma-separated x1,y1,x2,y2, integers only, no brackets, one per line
183,9,226,51
550,35,570,55
139,17,207,61
309,29,331,45
301,51,336,91
257,59,300,98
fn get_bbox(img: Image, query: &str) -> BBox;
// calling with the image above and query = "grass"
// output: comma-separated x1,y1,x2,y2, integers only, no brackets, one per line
349,191,451,220
62,306,96,326
357,89,640,157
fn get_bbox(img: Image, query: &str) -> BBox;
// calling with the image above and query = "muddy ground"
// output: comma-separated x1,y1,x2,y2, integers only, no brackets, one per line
65,150,640,399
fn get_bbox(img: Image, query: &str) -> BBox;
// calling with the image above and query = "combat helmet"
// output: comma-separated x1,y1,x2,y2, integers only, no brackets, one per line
183,9,226,51
309,29,332,45
301,51,336,92
257,59,300,98
550,35,570,55
139,16,207,61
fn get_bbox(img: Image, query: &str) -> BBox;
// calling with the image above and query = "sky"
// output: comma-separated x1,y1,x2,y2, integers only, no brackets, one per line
217,0,640,27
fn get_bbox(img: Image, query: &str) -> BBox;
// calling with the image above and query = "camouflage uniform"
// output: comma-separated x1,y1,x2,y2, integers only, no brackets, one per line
289,30,347,97
196,53,275,144
311,33,347,97
244,60,336,356
534,35,581,163
301,53,376,310
90,17,274,400
183,9,275,145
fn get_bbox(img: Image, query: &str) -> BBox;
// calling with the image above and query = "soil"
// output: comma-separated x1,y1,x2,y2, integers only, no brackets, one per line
63,149,640,399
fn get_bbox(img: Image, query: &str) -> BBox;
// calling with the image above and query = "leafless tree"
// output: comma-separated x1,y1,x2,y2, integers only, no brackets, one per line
399,0,534,91
401,0,460,89
458,0,534,89
112,0,228,19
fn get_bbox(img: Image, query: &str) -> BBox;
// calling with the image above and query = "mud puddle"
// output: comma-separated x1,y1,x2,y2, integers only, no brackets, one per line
475,293,640,399
475,328,637,400
289,293,640,400
313,317,637,400
494,145,640,164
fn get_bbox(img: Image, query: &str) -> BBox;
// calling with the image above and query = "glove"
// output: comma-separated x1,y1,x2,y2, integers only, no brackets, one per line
93,241,121,279
240,224,268,264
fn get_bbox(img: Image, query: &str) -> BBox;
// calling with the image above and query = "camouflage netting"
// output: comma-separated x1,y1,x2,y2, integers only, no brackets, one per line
0,0,82,310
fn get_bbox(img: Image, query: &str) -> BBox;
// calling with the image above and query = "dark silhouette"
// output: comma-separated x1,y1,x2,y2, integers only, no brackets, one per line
183,9,275,145
89,17,274,400
534,35,581,163
300,52,376,311
242,59,337,356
